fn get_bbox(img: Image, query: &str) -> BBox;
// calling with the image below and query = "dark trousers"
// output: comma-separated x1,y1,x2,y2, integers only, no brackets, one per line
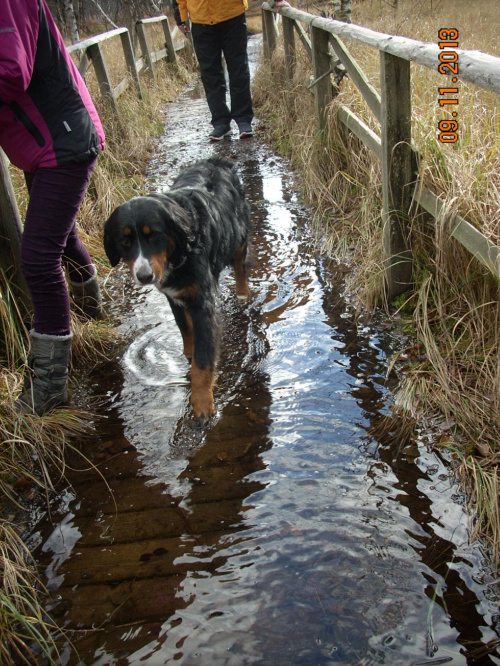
21,159,96,336
191,14,253,128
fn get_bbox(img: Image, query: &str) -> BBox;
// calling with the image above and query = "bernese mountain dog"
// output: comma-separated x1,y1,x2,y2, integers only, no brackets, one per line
103,157,251,424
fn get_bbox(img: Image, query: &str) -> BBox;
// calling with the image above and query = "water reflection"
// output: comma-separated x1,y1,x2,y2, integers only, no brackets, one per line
33,36,500,666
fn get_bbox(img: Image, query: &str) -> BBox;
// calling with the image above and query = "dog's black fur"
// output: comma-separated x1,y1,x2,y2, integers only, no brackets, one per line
103,157,251,422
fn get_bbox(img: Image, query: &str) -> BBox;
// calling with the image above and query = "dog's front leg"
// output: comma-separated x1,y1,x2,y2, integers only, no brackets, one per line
189,301,219,424
168,298,194,361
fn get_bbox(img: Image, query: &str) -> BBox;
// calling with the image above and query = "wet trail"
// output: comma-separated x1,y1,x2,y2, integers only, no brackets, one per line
33,37,500,665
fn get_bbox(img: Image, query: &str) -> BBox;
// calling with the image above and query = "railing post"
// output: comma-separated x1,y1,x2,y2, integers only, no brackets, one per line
282,15,296,83
0,150,32,320
136,20,157,83
87,42,120,116
161,17,177,64
262,8,277,58
120,29,143,100
311,25,332,132
380,51,413,299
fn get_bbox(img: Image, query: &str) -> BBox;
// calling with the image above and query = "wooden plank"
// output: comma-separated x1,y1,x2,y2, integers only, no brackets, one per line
76,51,91,76
55,530,239,586
66,27,128,54
380,51,414,298
262,7,277,56
140,16,169,25
66,467,263,518
113,78,130,99
293,20,312,59
73,498,249,547
87,42,120,115
272,6,500,94
52,579,183,628
415,188,500,279
337,105,382,159
161,15,177,63
0,150,32,318
151,48,169,64
282,15,296,82
136,20,157,83
120,29,143,100
328,33,381,122
311,25,332,131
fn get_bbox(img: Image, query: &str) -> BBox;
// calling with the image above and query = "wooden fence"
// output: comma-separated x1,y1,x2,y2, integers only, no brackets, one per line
66,17,189,115
0,18,188,316
262,5,500,298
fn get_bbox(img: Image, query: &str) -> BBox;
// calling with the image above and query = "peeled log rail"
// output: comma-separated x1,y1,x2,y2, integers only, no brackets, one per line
271,5,500,94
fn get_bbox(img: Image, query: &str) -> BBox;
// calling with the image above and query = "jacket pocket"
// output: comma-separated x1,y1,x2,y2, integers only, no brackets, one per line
8,102,46,147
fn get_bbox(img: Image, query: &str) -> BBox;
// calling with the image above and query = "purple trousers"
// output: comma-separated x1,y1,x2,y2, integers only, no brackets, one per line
21,158,97,336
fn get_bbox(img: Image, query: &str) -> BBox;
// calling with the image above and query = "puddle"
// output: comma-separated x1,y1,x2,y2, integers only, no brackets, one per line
31,35,500,666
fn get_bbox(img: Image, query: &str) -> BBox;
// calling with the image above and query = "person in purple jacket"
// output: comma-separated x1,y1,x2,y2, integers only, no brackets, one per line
0,0,106,415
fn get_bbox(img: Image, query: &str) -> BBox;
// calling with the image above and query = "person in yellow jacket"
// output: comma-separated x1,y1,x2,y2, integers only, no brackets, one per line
173,0,254,140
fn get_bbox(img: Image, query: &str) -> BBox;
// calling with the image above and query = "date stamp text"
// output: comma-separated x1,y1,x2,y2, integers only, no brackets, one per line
437,28,459,143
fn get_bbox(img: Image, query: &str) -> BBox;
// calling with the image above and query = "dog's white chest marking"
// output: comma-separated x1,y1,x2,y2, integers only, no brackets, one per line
159,285,186,307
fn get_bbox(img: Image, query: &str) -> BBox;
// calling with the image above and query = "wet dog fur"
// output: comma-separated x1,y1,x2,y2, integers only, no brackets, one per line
103,157,251,423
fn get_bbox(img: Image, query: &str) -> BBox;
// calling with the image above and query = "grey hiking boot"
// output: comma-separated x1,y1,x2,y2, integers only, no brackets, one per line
209,125,231,141
237,122,253,139
70,267,104,320
16,330,73,416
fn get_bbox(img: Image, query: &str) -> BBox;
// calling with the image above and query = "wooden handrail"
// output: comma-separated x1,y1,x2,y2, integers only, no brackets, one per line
262,4,500,295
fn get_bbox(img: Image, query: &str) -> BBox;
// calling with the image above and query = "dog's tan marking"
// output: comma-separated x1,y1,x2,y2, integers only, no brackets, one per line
142,224,151,236
124,226,132,236
191,363,215,421
150,250,168,281
233,245,250,299
177,284,198,300
124,257,135,278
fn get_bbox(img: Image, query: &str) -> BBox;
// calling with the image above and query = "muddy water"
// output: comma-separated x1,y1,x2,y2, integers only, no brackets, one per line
33,37,500,665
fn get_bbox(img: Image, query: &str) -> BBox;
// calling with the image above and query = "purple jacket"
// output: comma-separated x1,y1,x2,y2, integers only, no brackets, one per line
0,0,105,172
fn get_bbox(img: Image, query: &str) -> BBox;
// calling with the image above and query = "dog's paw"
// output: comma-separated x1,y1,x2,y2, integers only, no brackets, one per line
191,394,215,426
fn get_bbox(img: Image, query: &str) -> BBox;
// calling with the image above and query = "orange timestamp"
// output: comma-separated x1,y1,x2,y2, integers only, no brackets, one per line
437,28,459,143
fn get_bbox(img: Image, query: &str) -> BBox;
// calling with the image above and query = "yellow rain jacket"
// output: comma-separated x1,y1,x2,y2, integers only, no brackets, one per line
176,0,247,26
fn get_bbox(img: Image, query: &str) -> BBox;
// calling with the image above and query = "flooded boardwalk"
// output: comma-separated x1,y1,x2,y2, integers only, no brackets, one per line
33,38,500,666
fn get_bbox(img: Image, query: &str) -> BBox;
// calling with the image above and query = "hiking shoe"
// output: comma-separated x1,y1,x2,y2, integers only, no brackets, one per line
209,125,231,141
238,122,253,139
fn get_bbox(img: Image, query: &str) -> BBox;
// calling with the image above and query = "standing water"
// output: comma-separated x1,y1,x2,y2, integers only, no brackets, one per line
33,36,500,665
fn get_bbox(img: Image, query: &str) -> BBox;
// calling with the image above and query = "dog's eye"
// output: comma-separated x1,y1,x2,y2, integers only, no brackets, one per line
122,237,131,248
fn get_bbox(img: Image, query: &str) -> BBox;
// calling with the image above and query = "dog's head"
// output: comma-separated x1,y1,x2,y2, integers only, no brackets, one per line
103,195,192,286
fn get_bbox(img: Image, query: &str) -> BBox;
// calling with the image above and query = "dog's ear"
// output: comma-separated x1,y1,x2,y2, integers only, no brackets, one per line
171,203,196,251
151,195,195,251
103,211,122,267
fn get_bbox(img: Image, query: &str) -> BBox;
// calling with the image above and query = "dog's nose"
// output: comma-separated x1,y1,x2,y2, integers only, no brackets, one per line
136,268,154,285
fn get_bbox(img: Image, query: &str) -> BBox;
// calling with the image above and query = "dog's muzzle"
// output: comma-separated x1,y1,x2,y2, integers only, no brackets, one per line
133,256,156,285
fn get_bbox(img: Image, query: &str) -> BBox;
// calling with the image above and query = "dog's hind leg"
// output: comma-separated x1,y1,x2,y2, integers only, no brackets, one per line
168,298,194,361
233,244,250,300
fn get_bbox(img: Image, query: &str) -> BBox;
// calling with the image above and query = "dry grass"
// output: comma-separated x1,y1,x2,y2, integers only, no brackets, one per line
0,520,62,665
253,0,500,564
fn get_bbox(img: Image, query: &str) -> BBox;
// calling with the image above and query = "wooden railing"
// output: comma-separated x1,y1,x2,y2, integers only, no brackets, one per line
262,5,500,298
0,18,189,314
67,17,189,115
